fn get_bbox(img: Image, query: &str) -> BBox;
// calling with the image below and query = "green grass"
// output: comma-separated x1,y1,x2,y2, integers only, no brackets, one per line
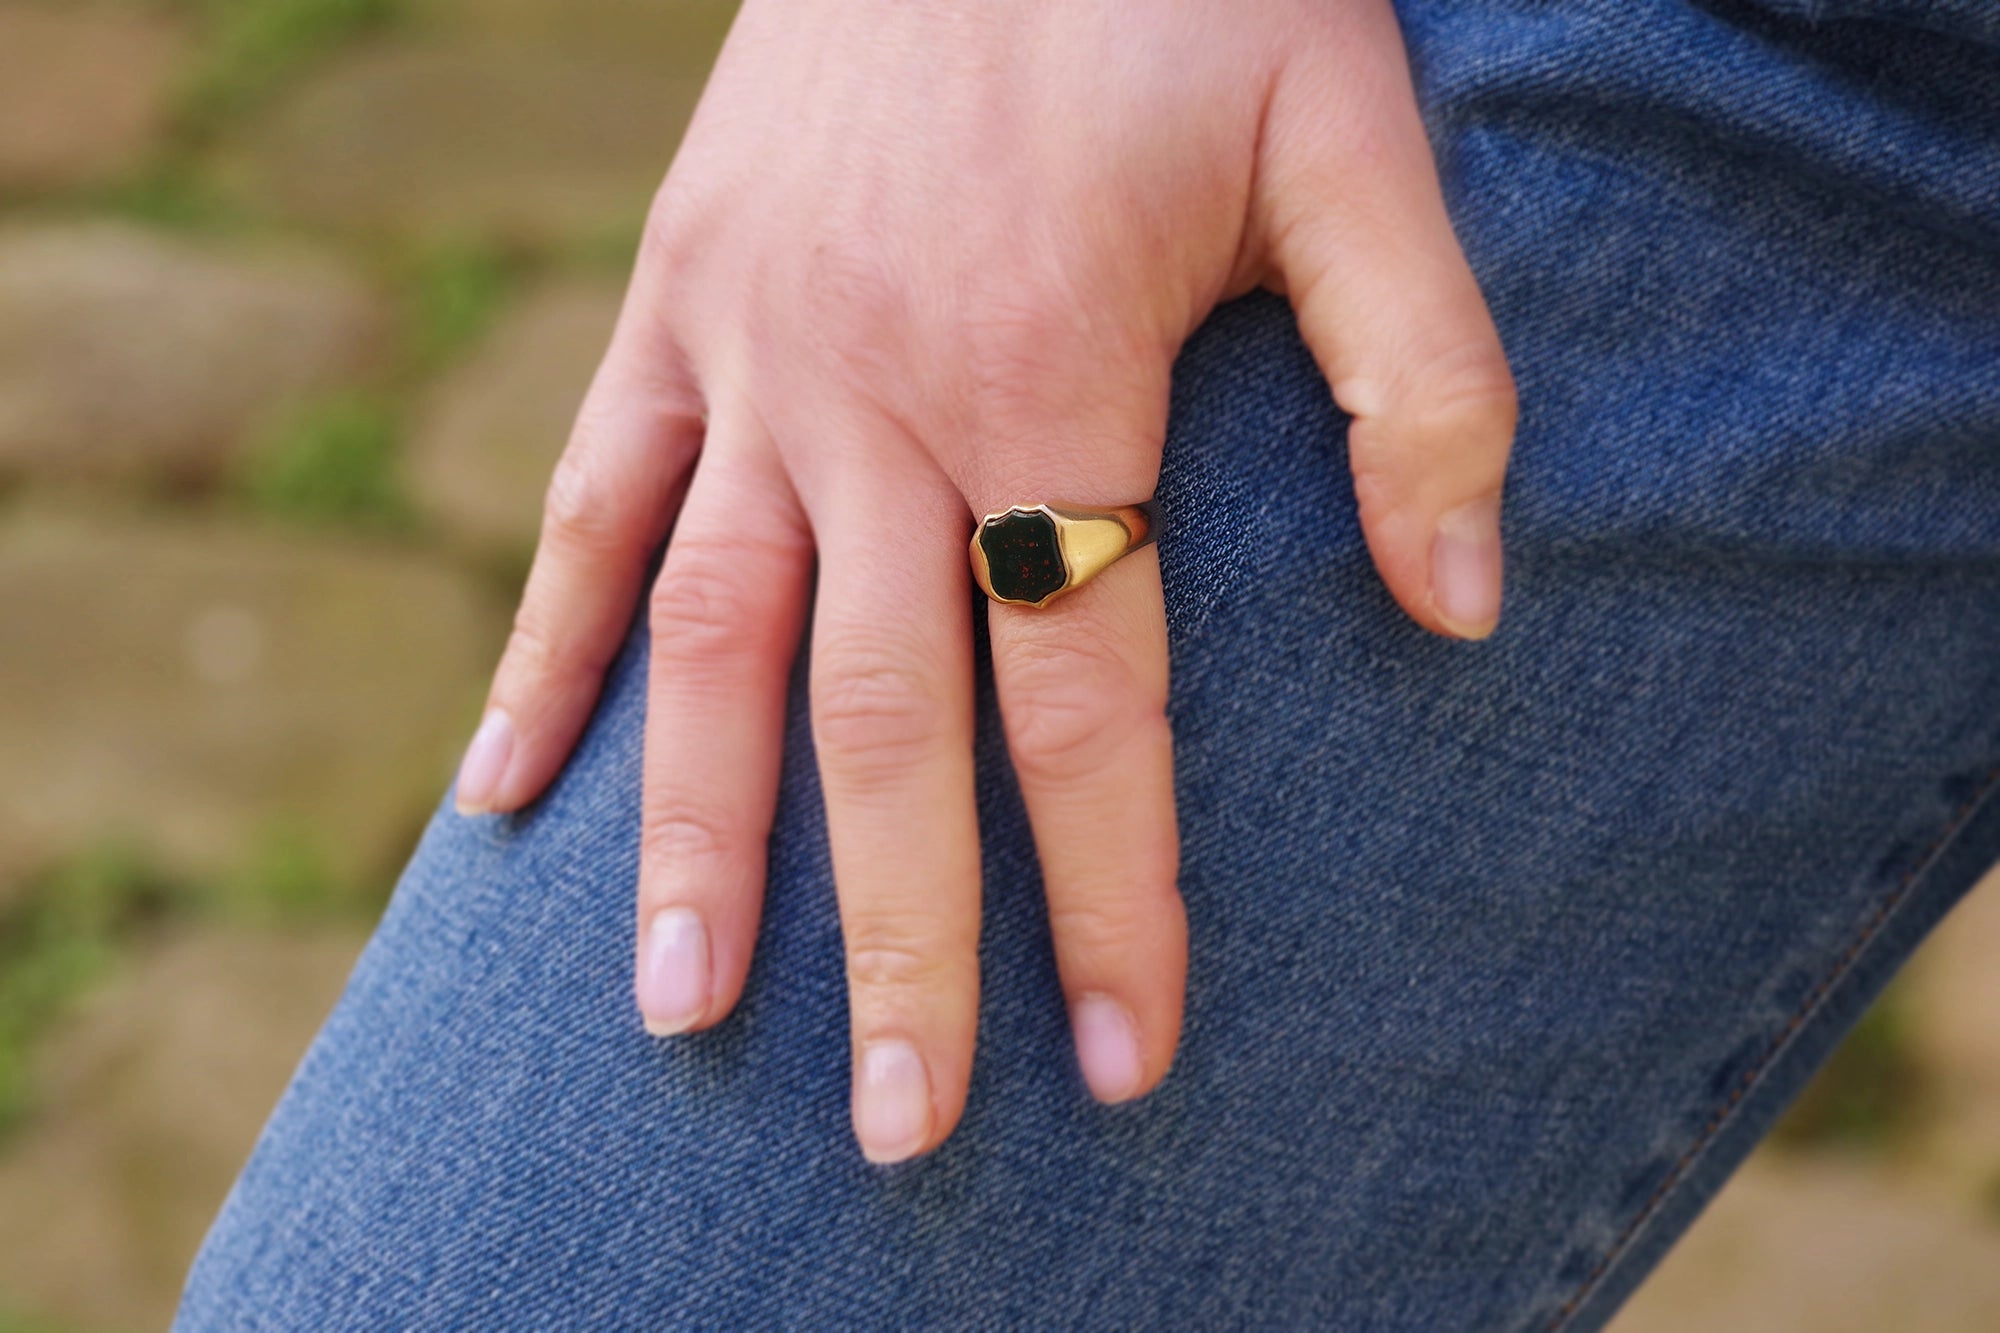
235,392,414,529
9,0,403,238
555,214,647,280
82,163,247,233
217,818,364,922
0,846,182,1138
0,1303,80,1333
0,827,379,1145
176,0,403,136
399,234,516,371
1770,989,1926,1154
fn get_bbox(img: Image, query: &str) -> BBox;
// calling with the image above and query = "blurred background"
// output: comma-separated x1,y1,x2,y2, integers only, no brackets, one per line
0,2,1997,1329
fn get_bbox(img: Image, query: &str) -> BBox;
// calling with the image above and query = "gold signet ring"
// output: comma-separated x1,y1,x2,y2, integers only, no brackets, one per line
969,500,1163,608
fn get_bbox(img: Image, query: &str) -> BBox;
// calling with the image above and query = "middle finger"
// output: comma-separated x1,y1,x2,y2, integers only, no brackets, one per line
808,440,982,1165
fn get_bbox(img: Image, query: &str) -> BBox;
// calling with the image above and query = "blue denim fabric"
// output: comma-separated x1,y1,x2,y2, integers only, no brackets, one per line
177,2,2000,1329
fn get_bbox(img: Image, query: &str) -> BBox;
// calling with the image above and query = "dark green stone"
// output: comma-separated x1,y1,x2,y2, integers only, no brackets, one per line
979,507,1067,603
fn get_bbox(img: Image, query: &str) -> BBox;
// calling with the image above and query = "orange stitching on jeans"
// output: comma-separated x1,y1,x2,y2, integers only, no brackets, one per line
1547,760,2000,1331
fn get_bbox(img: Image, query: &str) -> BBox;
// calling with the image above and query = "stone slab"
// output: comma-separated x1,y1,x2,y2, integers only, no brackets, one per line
1615,1156,2000,1332
224,42,704,243
0,925,366,1331
1905,863,2000,1194
0,222,388,485
408,278,625,551
0,505,504,894
0,4,187,193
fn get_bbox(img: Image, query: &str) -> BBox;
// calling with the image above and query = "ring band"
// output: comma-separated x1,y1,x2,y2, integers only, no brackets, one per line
969,500,1163,608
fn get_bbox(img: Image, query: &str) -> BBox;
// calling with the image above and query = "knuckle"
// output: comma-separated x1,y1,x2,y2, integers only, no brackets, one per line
640,807,741,878
648,538,787,662
1405,345,1520,449
844,929,963,997
540,445,629,557
1002,646,1163,787
955,283,1110,418
949,286,1165,451
798,246,909,410
1347,464,1406,534
802,231,902,338
961,296,1068,392
1347,346,1517,516
1047,860,1186,959
1046,899,1154,960
812,647,955,784
499,610,563,682
638,180,705,292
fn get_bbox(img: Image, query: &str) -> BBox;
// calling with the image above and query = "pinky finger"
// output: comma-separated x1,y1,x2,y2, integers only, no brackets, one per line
454,302,704,816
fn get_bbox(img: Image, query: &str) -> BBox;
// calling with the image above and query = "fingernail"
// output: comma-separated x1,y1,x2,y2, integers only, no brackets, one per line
854,1039,933,1164
1430,493,1503,639
454,710,514,814
638,907,710,1036
1071,992,1144,1103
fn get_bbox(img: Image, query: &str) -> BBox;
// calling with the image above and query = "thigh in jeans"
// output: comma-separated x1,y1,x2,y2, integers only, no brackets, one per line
177,3,2000,1329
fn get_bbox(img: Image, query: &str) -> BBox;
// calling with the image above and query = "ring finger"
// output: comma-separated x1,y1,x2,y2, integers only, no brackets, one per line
977,491,1186,1105
806,431,983,1164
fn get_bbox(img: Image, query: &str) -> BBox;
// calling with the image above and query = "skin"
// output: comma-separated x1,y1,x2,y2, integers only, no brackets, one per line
452,0,1517,1164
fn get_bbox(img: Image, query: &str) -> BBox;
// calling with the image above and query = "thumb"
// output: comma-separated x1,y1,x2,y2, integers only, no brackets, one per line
1255,1,1517,640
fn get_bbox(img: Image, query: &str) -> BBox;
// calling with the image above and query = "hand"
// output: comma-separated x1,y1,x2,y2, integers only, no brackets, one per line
451,0,1516,1162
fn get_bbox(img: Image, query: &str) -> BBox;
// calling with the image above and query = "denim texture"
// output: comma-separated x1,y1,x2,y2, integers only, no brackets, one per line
178,1,2000,1328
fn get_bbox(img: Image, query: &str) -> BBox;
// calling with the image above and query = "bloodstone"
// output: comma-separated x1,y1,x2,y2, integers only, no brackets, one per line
979,507,1067,603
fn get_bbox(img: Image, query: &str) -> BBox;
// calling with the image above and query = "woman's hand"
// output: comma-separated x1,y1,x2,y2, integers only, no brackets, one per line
451,0,1515,1162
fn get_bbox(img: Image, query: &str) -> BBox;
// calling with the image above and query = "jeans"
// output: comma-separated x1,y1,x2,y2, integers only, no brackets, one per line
176,1,2000,1328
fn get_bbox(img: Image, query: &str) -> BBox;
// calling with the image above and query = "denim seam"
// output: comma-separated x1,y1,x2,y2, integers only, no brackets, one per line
1544,757,2000,1331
